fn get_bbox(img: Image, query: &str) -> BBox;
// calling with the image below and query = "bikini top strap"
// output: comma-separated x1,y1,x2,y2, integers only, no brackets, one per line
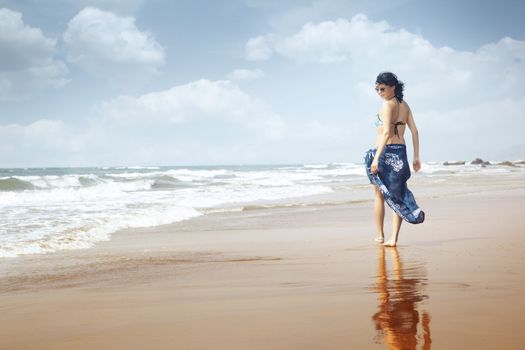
377,100,404,134
392,101,404,136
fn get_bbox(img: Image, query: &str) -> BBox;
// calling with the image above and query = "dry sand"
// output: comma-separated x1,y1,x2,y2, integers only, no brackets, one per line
1,189,525,349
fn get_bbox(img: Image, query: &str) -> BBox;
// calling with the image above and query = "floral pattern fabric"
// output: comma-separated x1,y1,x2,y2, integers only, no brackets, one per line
365,144,425,224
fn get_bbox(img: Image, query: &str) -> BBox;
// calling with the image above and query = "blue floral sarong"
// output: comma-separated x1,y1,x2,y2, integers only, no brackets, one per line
365,144,425,224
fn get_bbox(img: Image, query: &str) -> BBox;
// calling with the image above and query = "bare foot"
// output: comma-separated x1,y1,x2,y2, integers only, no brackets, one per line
374,236,384,243
383,240,397,247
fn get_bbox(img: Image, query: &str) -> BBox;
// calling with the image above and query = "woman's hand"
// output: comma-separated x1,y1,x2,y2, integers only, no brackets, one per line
371,159,379,174
413,158,421,172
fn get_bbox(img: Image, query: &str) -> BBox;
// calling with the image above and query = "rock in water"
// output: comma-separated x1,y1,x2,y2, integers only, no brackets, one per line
498,161,517,167
470,158,490,166
471,158,484,164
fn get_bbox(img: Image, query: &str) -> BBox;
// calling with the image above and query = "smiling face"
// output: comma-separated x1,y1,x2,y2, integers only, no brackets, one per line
375,83,395,100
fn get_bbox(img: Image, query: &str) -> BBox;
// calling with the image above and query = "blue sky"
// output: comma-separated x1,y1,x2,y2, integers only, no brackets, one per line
1,0,524,167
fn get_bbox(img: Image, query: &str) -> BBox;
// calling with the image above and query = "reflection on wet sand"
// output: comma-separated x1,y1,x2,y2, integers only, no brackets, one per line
372,247,432,349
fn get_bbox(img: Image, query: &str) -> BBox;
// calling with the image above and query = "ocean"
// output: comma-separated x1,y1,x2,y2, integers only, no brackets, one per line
1,161,524,258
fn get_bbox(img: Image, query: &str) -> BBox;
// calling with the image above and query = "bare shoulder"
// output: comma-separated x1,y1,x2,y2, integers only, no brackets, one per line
402,99,413,116
381,99,396,111
383,98,397,107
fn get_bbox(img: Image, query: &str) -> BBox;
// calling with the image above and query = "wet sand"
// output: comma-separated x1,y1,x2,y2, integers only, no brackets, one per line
1,189,525,349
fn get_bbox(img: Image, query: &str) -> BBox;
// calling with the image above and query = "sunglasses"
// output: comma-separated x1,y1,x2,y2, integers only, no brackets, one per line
375,87,386,93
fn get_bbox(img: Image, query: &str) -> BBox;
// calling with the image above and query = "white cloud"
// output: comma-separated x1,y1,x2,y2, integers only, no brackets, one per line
0,8,68,100
255,0,414,33
242,13,525,161
0,78,288,167
416,97,525,160
246,14,435,64
227,68,265,81
245,14,525,104
0,119,87,166
299,120,351,143
0,119,82,150
246,35,274,61
63,7,165,84
97,79,285,139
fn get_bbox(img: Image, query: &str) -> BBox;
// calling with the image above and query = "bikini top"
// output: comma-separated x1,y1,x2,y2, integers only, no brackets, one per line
375,112,406,137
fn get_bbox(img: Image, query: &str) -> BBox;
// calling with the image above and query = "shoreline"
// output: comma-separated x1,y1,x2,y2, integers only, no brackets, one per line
4,173,525,262
1,187,525,349
2,161,525,259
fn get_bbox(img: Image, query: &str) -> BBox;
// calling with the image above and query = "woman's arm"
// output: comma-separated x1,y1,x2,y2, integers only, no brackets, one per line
371,102,394,174
406,108,421,172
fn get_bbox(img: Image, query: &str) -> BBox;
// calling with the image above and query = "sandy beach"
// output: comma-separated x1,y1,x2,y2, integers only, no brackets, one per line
2,1,524,349
1,183,525,349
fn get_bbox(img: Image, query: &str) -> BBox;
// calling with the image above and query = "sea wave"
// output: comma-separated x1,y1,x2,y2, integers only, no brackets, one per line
0,165,338,258
0,180,155,206
2,162,523,259
0,177,34,191
0,206,202,258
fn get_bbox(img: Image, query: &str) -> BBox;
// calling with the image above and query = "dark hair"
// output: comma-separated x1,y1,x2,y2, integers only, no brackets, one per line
376,72,404,102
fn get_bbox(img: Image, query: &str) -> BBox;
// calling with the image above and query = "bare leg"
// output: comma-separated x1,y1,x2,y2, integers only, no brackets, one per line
374,186,385,243
384,212,402,247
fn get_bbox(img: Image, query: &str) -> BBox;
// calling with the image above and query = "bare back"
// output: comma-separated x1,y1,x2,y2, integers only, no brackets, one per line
375,99,414,148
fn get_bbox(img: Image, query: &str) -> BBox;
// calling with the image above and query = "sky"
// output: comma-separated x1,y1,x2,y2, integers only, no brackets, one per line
0,0,524,167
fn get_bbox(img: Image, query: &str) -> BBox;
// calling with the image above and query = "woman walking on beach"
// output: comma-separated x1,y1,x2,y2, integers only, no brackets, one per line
365,72,425,247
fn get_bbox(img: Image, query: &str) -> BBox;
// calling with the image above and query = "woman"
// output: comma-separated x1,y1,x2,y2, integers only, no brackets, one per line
365,72,425,247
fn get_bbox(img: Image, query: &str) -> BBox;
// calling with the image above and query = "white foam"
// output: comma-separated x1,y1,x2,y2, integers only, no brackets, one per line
114,166,161,170
0,206,201,258
0,166,337,258
4,161,522,259
0,179,155,206
304,164,329,169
